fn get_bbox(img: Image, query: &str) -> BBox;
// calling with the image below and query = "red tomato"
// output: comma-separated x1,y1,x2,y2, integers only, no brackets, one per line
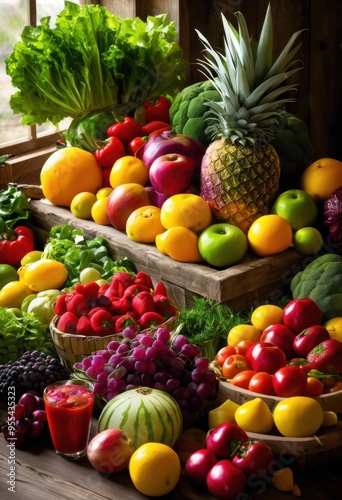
232,440,275,478
288,357,314,374
215,346,237,366
303,377,324,396
272,365,308,397
246,341,286,374
235,340,255,356
323,381,342,393
221,354,252,379
230,370,257,389
248,372,275,395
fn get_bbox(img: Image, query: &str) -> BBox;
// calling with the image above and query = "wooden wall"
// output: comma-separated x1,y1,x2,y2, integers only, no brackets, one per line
99,0,342,161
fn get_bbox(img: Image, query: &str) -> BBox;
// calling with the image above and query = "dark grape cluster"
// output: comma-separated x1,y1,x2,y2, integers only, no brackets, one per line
74,327,218,427
0,350,70,402
2,392,48,447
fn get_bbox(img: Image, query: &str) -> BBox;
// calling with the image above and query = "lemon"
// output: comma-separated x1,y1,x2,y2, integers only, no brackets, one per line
208,399,240,428
273,396,324,437
70,191,97,219
96,187,113,200
323,317,342,342
129,442,181,496
91,197,111,225
0,281,33,309
0,264,19,289
251,304,284,331
235,397,274,433
21,259,68,292
20,250,44,266
227,324,261,346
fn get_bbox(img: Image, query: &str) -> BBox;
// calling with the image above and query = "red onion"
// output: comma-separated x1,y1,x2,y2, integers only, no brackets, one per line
324,186,342,243
136,129,206,170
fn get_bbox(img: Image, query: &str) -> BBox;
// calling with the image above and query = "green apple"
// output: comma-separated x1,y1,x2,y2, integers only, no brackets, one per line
198,223,248,267
270,189,318,230
293,227,324,255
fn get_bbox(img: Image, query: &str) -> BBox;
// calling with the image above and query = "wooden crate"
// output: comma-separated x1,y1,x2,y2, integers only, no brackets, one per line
29,199,305,311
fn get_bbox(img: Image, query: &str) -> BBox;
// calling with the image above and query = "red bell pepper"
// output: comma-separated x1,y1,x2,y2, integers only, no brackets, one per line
90,309,115,336
141,121,172,136
143,96,172,124
134,271,153,289
107,117,142,145
126,136,148,156
0,225,35,267
94,136,126,168
115,313,138,333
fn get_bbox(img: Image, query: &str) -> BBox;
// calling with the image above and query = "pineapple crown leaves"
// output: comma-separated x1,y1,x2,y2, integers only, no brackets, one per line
195,3,306,146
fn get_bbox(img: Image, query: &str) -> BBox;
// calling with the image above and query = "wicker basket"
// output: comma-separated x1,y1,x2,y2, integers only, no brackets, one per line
50,312,179,372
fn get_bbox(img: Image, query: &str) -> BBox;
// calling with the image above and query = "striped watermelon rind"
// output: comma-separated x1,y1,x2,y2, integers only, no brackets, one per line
98,387,183,450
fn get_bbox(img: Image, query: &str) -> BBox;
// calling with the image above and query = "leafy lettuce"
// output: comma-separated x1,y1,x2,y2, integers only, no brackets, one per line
5,2,186,126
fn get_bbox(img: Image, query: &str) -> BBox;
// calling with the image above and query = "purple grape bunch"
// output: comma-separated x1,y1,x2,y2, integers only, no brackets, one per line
74,327,218,426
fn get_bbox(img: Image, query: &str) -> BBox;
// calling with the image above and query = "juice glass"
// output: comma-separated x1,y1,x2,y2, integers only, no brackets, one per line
44,379,94,460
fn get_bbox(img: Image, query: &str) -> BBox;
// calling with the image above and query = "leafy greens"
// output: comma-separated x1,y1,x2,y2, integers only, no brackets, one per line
5,1,186,126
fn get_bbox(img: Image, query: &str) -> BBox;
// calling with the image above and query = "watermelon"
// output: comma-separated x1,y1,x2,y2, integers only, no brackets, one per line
98,387,183,450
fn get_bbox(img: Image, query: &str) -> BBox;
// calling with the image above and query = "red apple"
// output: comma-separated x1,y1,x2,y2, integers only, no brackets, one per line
260,323,296,360
272,365,308,397
87,429,134,474
106,183,150,231
206,459,247,500
293,324,331,358
282,298,322,333
185,448,218,487
246,342,287,374
205,422,248,459
144,185,170,208
149,153,195,195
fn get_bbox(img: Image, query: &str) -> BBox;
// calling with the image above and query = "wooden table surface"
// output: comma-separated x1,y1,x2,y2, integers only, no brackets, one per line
1,404,342,500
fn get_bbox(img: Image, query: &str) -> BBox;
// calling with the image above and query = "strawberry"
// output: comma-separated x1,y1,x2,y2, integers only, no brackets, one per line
90,309,115,336
134,271,153,289
111,297,132,315
54,292,75,316
153,282,167,296
66,293,89,317
76,316,95,336
132,290,156,316
57,311,79,333
123,283,151,299
153,294,177,318
83,281,100,299
115,314,138,333
138,311,165,330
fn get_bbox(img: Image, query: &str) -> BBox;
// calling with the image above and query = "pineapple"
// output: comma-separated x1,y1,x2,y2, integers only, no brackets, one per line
197,4,304,233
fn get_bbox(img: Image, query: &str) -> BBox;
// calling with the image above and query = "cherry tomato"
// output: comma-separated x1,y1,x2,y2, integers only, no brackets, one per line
221,354,252,379
272,365,308,397
215,345,237,366
303,377,324,396
230,370,257,389
248,372,275,395
235,340,255,356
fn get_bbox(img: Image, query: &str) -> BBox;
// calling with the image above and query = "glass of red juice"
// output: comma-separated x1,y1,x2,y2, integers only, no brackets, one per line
44,379,94,460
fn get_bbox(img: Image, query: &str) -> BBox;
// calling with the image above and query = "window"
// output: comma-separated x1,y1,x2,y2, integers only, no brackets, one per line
0,0,80,158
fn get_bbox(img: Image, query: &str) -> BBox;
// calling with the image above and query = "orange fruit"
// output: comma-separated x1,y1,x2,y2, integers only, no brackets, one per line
91,197,111,225
70,192,97,219
40,147,103,207
126,206,165,243
300,157,342,202
160,193,212,234
109,156,149,189
247,214,293,256
129,442,181,496
251,304,284,331
156,226,203,262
